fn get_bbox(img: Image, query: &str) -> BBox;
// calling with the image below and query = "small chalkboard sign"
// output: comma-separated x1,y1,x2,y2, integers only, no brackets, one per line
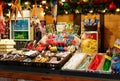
10,18,30,41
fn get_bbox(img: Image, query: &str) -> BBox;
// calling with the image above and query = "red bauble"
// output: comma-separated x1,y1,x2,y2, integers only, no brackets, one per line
108,2,116,11
97,9,101,13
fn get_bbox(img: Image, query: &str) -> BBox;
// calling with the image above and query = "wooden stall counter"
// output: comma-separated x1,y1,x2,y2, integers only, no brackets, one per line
0,70,104,81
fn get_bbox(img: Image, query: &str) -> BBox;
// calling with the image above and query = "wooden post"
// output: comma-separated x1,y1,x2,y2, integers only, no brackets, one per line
100,14,105,52
73,13,81,35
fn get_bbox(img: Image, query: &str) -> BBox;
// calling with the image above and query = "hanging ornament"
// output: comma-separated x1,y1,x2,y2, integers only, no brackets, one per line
97,9,101,13
0,1,6,35
108,2,116,11
63,2,70,10
31,0,38,17
9,0,24,21
51,0,57,22
83,0,89,3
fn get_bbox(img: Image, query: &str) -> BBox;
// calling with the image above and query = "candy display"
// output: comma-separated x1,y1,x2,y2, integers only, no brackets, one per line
88,53,104,71
81,31,98,54
77,54,94,71
62,53,86,70
0,49,73,69
103,49,112,71
1,54,27,61
49,57,64,64
56,52,71,58
34,56,50,63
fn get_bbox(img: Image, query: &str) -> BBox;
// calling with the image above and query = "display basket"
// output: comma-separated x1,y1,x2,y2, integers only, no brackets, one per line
81,31,98,54
0,51,73,70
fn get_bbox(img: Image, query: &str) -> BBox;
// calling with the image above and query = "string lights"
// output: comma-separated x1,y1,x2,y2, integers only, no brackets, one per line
2,0,120,16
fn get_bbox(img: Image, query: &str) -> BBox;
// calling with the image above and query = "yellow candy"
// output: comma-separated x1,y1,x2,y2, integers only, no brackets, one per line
50,46,57,52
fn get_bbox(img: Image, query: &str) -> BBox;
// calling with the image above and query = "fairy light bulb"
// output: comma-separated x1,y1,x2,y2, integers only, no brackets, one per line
75,9,79,14
62,0,66,2
65,11,68,14
42,0,46,4
89,10,93,13
8,3,12,6
46,6,48,9
25,2,29,5
39,5,42,8
116,8,120,12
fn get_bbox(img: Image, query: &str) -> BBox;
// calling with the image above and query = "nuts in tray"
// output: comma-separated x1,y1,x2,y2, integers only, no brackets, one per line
48,57,63,64
34,55,50,63
0,54,27,61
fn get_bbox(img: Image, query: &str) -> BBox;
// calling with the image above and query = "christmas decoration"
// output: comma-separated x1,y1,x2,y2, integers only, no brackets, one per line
1,0,120,16
31,0,38,17
9,0,24,21
108,2,116,11
83,0,89,3
51,0,57,19
63,2,70,10
0,0,6,36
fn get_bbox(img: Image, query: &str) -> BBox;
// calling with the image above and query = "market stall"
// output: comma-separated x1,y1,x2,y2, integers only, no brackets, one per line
0,0,120,81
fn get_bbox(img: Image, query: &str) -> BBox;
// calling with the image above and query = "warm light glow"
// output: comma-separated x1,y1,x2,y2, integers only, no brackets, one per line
65,11,68,14
62,0,66,2
75,10,79,14
39,5,42,8
102,9,106,13
8,3,12,6
32,5,34,7
89,10,93,13
43,12,45,15
6,13,9,16
41,12,45,16
42,0,46,4
46,6,48,9
25,2,29,5
116,8,120,12
102,8,107,13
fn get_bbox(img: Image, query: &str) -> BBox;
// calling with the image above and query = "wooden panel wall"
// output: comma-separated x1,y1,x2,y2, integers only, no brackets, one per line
45,15,54,24
45,14,120,49
45,14,74,24
104,14,120,48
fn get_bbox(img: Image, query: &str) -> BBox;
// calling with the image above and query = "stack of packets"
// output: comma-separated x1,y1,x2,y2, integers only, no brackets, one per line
62,52,86,70
0,39,16,54
111,39,120,74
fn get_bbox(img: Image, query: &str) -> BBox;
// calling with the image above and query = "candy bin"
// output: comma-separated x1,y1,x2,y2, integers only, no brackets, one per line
81,31,98,54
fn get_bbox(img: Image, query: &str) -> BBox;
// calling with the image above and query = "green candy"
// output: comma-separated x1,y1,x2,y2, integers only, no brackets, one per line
103,59,111,71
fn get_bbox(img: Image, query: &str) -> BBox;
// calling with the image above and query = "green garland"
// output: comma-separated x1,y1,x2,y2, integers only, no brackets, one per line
2,0,120,15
